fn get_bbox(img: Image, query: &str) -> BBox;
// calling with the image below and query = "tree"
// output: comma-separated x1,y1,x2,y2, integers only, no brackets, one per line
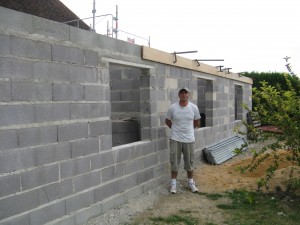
237,74,300,193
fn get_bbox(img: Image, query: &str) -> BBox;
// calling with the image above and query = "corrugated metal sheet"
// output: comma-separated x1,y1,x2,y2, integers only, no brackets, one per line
204,136,247,165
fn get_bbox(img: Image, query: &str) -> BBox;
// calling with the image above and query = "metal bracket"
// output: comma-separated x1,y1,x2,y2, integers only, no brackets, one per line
173,51,197,63
223,68,232,74
195,59,224,67
216,65,224,72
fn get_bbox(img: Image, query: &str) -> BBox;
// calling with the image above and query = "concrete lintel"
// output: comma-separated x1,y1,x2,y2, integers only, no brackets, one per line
102,57,153,69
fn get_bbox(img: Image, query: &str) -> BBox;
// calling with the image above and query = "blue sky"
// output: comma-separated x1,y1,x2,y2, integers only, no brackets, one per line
60,0,300,75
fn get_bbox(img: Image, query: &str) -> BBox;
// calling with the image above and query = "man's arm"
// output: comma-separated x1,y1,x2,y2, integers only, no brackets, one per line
194,119,200,129
165,118,172,129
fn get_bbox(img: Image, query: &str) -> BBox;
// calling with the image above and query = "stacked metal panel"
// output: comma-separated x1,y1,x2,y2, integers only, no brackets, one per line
203,136,247,165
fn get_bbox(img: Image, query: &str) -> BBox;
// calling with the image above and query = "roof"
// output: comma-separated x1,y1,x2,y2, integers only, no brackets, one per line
0,0,90,30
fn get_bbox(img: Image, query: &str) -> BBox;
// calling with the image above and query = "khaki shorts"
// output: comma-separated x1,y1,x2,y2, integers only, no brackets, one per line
169,139,195,172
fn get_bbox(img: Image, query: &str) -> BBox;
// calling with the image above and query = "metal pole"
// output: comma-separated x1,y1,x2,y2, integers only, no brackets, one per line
92,0,96,31
107,21,109,36
115,5,118,39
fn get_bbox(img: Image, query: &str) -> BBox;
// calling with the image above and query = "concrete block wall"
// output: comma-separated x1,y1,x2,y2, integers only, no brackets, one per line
0,6,168,225
0,6,251,225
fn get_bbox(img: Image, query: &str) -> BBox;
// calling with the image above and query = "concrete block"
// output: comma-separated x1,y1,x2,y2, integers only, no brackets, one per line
143,154,159,168
0,80,11,102
0,129,18,151
0,104,35,126
0,214,30,225
125,158,143,174
100,193,126,214
38,179,73,204
112,120,139,133
85,85,105,101
94,180,123,202
0,6,34,34
182,68,193,79
158,100,171,113
122,68,141,79
33,16,70,41
21,164,59,190
137,168,154,184
89,120,112,137
34,142,71,166
69,25,101,49
121,90,140,101
140,127,151,140
122,174,138,190
140,89,155,101
0,34,10,55
140,101,157,114
58,123,89,142
18,125,57,147
110,91,121,101
60,157,90,179
84,50,98,66
100,135,112,151
0,148,35,173
73,171,101,192
74,203,102,225
112,132,139,146
52,45,84,65
12,81,52,101
65,190,94,214
100,68,110,84
29,200,66,225
0,174,20,198
157,89,167,101
68,64,98,83
48,215,75,225
34,103,71,123
111,79,139,91
11,36,51,60
71,102,109,119
0,57,33,79
33,61,69,82
178,79,189,89
70,138,99,158
170,66,182,79
0,190,39,220
165,77,178,89
101,164,125,183
111,101,137,113
53,83,84,101
116,146,131,163
91,151,115,170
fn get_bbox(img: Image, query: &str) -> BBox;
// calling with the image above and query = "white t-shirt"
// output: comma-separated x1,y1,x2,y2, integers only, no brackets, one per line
165,102,201,143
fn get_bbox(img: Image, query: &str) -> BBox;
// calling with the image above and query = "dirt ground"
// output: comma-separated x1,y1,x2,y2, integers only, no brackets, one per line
85,141,300,225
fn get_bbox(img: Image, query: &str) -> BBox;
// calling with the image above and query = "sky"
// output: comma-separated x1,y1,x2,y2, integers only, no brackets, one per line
60,0,300,75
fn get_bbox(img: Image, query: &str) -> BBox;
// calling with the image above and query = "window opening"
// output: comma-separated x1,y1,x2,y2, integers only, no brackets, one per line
197,78,213,127
110,64,142,147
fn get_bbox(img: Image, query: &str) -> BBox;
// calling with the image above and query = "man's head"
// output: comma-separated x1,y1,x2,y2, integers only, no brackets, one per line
178,87,190,94
178,87,190,101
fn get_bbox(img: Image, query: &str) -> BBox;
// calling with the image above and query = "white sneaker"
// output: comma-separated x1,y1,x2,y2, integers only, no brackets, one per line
188,181,198,193
170,184,177,194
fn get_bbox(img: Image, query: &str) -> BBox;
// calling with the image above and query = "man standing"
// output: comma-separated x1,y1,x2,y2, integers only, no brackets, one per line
165,87,201,194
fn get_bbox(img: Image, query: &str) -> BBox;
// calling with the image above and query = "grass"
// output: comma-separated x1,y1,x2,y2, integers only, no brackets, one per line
218,189,300,225
124,190,300,225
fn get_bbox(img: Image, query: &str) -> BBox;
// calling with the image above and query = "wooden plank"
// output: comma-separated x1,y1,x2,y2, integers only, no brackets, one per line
142,46,253,84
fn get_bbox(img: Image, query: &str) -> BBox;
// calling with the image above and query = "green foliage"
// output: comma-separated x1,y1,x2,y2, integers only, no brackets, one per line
218,190,300,225
242,72,300,96
237,74,300,193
